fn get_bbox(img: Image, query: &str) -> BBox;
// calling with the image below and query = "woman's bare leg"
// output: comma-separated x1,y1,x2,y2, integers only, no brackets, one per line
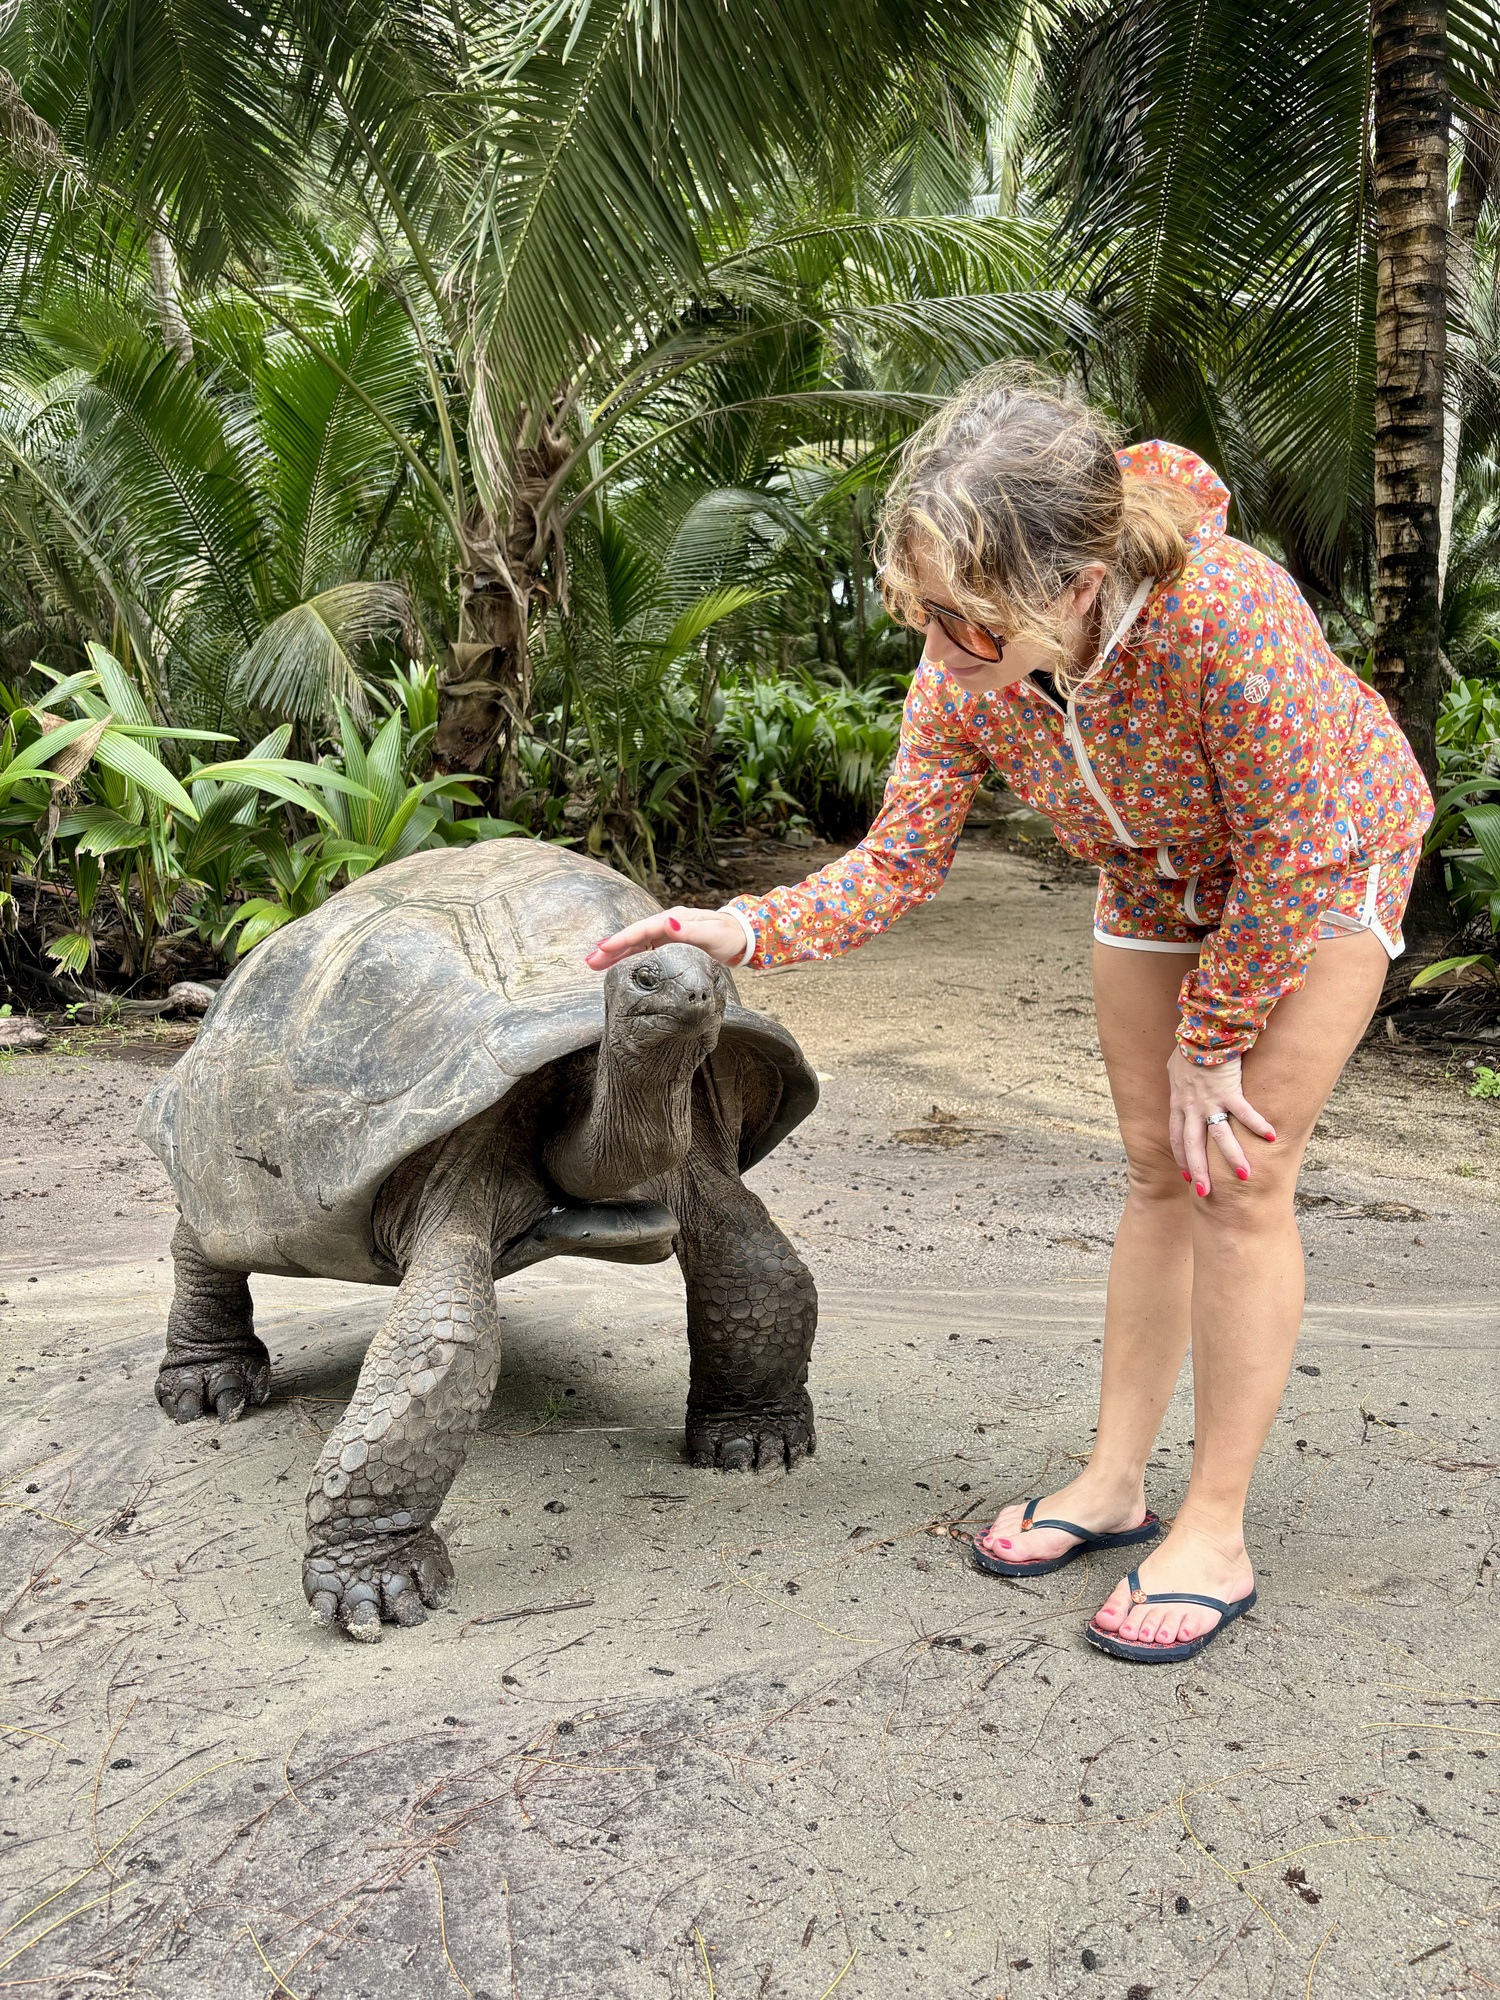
977,947,1195,1563
1091,931,1390,1646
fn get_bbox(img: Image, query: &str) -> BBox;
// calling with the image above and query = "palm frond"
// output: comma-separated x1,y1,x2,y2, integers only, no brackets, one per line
235,580,413,724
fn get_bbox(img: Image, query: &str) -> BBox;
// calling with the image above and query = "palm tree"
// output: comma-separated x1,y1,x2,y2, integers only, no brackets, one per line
4,0,1061,789
1036,0,1498,934
1371,0,1450,805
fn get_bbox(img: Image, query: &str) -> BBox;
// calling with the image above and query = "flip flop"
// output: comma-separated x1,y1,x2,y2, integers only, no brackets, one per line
1085,1568,1258,1663
969,1500,1161,1579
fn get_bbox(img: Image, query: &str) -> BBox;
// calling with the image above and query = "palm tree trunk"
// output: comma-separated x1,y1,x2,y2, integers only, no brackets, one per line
1370,0,1450,933
431,423,570,795
147,232,194,369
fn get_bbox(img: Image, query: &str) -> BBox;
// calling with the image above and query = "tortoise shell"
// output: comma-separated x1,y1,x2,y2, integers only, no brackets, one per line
139,842,816,1283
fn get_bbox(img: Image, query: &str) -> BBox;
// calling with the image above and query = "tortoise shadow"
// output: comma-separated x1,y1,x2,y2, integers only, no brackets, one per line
260,1314,668,1431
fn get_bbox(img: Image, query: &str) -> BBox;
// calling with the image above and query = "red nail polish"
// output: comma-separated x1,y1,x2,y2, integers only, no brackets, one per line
1263,1130,1277,1143
1235,1166,1249,1181
668,917,682,932
1194,1182,1207,1197
996,1539,1010,1549
1181,1169,1192,1182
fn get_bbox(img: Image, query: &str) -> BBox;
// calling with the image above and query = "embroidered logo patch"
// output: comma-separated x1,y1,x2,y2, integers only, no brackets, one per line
1242,672,1271,702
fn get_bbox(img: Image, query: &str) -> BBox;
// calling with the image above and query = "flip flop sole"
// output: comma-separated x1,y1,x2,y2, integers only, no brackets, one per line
1084,1590,1257,1664
969,1515,1161,1581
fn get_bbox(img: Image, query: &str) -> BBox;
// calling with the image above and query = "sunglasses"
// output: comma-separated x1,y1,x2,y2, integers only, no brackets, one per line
920,600,1008,663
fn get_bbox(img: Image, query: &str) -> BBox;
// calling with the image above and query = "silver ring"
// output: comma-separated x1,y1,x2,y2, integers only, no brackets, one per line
1205,1111,1230,1126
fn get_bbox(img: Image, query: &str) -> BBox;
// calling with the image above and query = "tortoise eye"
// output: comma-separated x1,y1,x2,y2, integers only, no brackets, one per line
631,963,659,991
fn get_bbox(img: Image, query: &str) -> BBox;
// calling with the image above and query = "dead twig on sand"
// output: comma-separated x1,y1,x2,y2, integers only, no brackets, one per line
1306,1921,1337,1997
0,1885,124,1974
245,1922,302,1998
459,1596,594,1635
1176,1785,1290,1946
429,1859,473,1996
693,1925,715,1997
503,1876,520,2000
91,1698,138,1882
817,1948,858,1998
1182,1921,1253,1999
282,1709,323,1811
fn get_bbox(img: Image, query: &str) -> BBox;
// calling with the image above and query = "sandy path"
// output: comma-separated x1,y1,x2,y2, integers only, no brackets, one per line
0,835,1496,1999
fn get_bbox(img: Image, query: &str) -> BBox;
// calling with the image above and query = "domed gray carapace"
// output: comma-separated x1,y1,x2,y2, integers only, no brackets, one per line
140,841,820,1643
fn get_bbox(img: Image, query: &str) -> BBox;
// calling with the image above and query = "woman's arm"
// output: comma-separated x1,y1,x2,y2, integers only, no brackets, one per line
588,665,989,970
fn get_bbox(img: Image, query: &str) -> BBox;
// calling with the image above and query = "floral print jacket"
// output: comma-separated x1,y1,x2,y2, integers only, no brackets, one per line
728,442,1432,1065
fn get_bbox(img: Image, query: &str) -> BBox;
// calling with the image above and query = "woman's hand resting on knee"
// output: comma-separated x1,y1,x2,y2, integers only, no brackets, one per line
1167,1049,1277,1196
586,908,747,970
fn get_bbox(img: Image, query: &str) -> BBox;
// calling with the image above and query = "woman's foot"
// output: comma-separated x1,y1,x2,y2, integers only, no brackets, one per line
1090,1521,1255,1648
977,1476,1150,1567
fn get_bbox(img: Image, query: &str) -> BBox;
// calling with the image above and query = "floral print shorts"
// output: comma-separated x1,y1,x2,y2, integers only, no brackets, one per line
1094,838,1422,960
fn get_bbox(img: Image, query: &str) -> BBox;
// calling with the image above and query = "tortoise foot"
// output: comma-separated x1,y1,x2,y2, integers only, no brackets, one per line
155,1347,271,1425
686,1394,815,1473
303,1526,454,1643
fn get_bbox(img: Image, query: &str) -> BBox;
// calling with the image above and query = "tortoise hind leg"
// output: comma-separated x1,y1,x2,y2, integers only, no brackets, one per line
156,1217,270,1424
674,1161,817,1473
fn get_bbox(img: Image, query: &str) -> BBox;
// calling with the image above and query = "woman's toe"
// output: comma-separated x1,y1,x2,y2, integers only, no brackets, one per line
1092,1586,1127,1630
1154,1610,1184,1647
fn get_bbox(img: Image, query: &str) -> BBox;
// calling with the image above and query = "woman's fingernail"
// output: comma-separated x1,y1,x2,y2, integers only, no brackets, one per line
1235,1166,1249,1181
1181,1169,1192,1182
1194,1182,1208,1197
668,917,682,932
1263,1130,1277,1142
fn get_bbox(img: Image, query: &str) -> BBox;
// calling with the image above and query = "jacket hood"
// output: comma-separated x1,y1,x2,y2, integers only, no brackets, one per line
1116,439,1230,554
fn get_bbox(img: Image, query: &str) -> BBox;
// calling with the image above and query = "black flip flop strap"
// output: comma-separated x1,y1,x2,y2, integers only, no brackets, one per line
1025,1515,1095,1539
1025,1506,1156,1542
1124,1568,1234,1615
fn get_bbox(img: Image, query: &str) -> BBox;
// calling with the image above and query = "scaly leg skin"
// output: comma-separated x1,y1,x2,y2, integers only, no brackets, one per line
302,1189,501,1643
156,1217,270,1424
675,1160,817,1473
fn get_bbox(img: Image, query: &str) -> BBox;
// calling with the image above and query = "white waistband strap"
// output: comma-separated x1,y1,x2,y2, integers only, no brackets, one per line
1155,843,1180,880
1181,872,1203,924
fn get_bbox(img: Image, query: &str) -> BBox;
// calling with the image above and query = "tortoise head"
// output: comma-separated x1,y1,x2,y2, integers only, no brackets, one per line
601,942,727,1060
545,944,728,1201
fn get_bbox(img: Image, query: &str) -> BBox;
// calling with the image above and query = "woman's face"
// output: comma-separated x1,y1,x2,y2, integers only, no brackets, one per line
913,556,1107,696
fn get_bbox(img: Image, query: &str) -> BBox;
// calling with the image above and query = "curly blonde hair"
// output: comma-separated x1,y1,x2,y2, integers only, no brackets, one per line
877,369,1203,692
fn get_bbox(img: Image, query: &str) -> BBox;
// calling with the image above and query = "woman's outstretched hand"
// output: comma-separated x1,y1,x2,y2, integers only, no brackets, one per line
585,907,748,971
1167,1048,1277,1197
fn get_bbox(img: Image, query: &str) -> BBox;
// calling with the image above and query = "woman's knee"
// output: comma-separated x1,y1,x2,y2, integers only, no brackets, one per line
1120,1132,1190,1203
1191,1160,1300,1244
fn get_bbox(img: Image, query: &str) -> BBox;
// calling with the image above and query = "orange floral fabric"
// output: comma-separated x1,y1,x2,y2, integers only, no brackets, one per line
729,442,1432,1065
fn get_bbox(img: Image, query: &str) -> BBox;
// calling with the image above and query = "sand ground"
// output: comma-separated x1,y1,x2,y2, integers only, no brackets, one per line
1,835,1497,2000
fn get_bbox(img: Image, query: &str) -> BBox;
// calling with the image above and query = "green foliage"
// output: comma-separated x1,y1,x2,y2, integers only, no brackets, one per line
1,0,1499,1006
1428,677,1500,937
0,649,490,980
1470,1065,1500,1098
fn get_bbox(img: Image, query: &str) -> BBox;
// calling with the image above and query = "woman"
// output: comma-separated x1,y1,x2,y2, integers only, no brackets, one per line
588,376,1431,1665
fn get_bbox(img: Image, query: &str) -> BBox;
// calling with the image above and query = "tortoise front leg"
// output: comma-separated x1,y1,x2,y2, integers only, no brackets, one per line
303,1192,501,1643
674,1165,817,1473
156,1217,270,1424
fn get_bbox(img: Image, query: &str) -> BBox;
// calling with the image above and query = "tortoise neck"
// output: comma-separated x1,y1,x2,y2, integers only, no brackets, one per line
544,1030,708,1200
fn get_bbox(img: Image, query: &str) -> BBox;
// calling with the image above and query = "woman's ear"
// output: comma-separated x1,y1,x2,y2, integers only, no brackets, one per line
1065,562,1109,619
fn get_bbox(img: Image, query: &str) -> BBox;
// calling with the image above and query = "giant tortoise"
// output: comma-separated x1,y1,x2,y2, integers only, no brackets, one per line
139,841,820,1641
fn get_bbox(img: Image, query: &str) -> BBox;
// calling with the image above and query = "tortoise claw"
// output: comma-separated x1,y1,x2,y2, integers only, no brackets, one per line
686,1397,816,1473
303,1527,454,1643
156,1350,270,1427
